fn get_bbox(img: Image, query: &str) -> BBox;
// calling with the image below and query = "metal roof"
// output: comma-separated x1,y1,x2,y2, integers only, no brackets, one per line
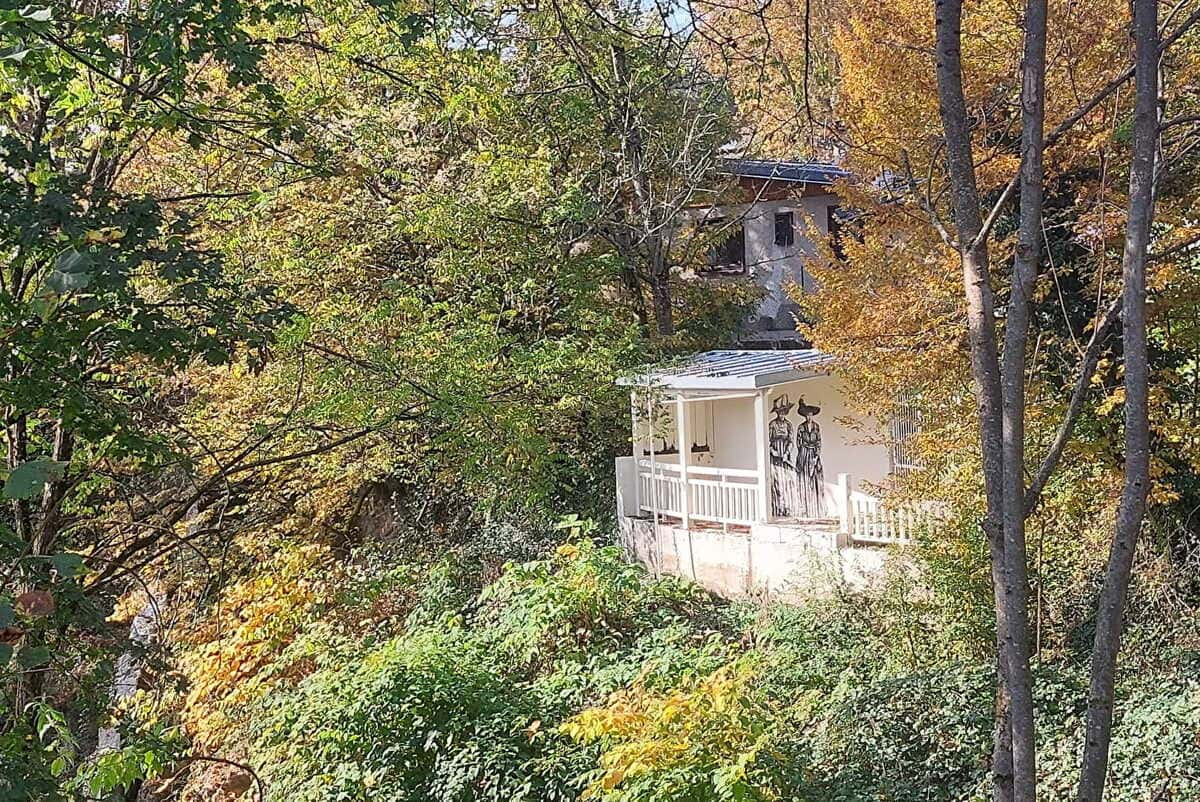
618,349,834,390
722,160,849,186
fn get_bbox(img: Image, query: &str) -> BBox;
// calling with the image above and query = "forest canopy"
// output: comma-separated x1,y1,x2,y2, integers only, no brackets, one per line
1,0,1199,801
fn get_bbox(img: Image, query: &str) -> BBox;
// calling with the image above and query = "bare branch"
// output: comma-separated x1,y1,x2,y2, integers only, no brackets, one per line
1023,296,1122,516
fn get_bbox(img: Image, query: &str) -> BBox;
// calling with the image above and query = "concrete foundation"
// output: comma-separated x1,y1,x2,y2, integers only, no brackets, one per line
618,515,893,602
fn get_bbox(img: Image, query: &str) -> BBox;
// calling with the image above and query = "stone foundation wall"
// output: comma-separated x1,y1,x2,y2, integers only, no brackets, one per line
618,516,891,602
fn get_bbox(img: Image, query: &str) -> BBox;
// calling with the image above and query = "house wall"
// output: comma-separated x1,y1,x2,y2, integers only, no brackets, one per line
695,396,756,470
633,396,756,470
772,375,892,493
698,192,838,341
618,516,894,601
681,188,840,345
630,373,892,510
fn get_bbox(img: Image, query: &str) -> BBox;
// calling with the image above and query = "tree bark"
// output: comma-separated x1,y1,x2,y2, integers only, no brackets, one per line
997,1,1048,799
992,683,1015,802
1075,1,1158,799
609,42,673,337
933,1,1038,797
649,265,673,336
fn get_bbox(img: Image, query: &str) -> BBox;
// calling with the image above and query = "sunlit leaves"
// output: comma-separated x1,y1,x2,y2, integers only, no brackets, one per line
562,659,775,802
2,460,66,499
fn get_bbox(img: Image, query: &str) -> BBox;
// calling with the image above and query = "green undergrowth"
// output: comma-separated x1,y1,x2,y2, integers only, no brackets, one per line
201,531,1200,802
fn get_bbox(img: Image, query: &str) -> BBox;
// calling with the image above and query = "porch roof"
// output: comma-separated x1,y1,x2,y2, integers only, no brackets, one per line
618,349,833,391
722,160,849,185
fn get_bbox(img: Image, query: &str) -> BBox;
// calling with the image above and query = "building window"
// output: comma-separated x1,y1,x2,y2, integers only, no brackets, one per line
774,211,795,247
888,396,923,474
827,204,848,260
700,218,746,276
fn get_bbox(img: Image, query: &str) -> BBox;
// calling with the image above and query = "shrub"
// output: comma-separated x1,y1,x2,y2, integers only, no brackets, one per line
252,626,585,802
473,538,703,669
794,664,996,802
1037,672,1200,801
561,657,785,802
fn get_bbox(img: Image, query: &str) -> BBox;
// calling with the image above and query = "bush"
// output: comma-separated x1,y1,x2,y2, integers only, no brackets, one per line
472,539,705,669
195,529,1200,802
1037,672,1200,801
796,664,996,802
561,657,784,802
252,626,585,802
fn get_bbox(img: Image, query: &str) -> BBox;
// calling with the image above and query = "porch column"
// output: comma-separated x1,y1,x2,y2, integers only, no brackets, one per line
675,396,690,529
753,390,769,522
629,392,642,513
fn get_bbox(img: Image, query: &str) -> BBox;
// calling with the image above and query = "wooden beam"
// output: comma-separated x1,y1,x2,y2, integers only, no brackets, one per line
676,397,690,530
753,390,770,523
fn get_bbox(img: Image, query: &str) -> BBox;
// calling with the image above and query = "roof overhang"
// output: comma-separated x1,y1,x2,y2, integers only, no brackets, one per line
618,349,834,392
720,159,850,186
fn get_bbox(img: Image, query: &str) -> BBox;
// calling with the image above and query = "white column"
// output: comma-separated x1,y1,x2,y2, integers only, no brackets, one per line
753,390,769,522
676,396,690,529
648,394,659,525
629,392,642,513
836,472,851,535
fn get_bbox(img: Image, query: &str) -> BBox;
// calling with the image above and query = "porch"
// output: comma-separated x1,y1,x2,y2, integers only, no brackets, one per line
615,350,917,548
618,459,919,546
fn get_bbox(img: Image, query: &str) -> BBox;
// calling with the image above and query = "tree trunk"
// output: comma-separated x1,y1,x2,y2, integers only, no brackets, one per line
6,412,40,720
650,264,674,337
992,682,1015,802
1075,1,1158,798
997,0,1049,798
610,42,672,337
933,1,1036,797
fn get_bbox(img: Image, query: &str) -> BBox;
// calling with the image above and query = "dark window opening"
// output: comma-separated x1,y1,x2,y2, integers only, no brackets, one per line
699,218,746,276
889,395,923,474
827,204,848,260
773,211,795,247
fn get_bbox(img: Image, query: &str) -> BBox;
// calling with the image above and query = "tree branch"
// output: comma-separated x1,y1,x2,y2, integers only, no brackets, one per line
1023,296,1122,517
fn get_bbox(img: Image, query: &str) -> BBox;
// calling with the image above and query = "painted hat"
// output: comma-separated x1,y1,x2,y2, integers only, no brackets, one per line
771,394,794,414
796,397,821,417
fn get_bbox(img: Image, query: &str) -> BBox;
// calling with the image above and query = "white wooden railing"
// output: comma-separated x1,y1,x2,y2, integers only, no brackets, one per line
630,461,922,544
845,494,920,545
637,461,761,526
830,474,923,546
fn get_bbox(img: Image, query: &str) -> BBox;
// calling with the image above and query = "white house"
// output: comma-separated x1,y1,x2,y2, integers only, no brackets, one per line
693,160,847,347
615,159,922,598
614,351,921,599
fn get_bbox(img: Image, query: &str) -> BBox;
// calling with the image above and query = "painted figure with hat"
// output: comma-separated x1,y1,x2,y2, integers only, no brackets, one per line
768,394,799,516
795,397,825,517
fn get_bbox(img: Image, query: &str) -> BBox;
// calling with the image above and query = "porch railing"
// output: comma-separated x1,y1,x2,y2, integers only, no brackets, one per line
637,461,760,527
831,473,920,546
844,493,920,545
632,461,923,545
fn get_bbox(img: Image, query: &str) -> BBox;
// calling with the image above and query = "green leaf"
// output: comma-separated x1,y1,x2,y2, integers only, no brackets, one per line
46,249,92,293
19,6,51,22
50,553,85,578
17,645,50,668
0,644,12,665
0,599,12,628
3,460,67,499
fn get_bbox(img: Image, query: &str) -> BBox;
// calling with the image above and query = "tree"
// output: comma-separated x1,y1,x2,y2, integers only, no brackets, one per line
507,0,739,336
0,0,421,792
1075,1,1158,797
766,0,1200,798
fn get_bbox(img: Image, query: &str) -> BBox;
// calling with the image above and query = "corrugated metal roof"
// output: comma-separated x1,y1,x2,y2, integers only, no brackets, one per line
723,160,849,185
618,349,834,390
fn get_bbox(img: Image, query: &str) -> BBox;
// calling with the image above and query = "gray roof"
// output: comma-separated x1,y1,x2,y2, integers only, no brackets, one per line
618,349,834,390
723,160,849,186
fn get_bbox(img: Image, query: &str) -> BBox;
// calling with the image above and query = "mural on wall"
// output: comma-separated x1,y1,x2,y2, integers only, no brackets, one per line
768,395,799,517
795,398,825,517
767,394,826,518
